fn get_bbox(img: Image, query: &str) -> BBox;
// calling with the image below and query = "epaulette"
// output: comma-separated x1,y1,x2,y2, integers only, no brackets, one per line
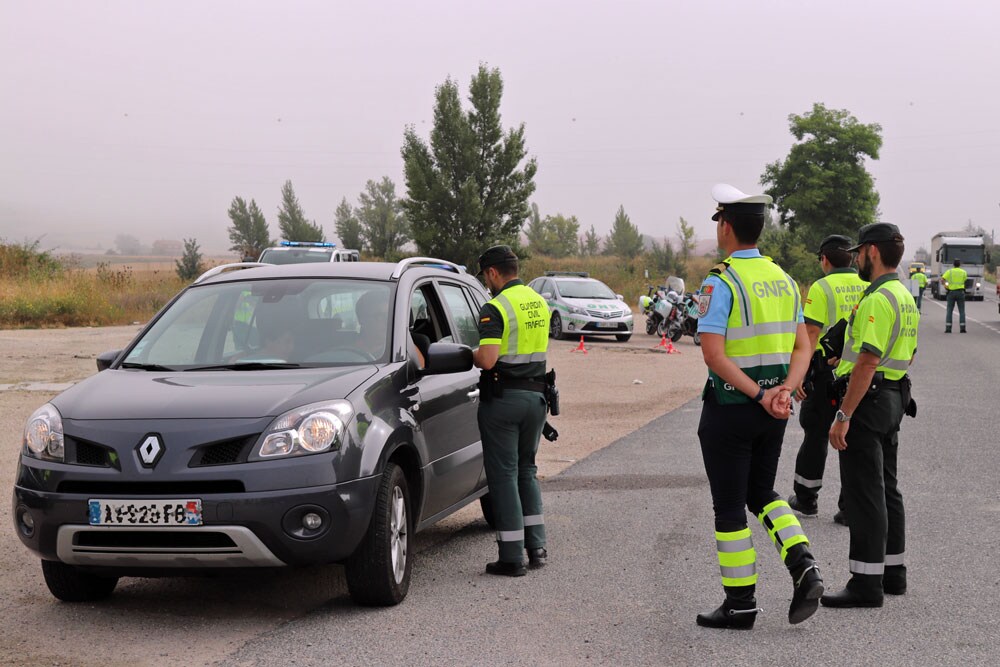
708,259,731,276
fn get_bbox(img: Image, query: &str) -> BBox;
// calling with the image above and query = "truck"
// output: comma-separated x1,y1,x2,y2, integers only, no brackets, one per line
928,232,988,301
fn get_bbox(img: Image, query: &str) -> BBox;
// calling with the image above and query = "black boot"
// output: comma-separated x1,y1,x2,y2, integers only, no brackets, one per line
527,547,547,569
821,575,883,608
696,586,758,630
884,565,907,595
789,562,824,624
788,493,818,516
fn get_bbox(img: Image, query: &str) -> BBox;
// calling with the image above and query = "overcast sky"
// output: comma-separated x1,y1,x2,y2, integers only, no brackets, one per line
2,0,998,256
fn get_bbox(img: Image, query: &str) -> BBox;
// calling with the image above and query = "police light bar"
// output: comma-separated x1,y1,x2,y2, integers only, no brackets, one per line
279,241,336,248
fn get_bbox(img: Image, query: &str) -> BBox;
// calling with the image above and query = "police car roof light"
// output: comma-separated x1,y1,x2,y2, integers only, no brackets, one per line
544,271,589,278
280,241,336,248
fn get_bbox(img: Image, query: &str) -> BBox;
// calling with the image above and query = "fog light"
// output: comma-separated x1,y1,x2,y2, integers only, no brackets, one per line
302,512,323,530
18,508,35,537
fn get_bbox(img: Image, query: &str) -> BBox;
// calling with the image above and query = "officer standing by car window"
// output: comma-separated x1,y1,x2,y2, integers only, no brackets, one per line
787,235,867,524
822,223,918,609
693,184,823,629
942,259,967,333
472,245,550,577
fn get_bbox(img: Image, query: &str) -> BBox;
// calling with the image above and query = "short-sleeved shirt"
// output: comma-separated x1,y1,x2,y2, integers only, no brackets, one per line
696,249,804,335
834,273,918,380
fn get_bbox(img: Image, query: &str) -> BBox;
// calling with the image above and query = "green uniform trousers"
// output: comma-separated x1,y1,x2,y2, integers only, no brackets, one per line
478,388,547,562
838,384,907,596
793,373,846,512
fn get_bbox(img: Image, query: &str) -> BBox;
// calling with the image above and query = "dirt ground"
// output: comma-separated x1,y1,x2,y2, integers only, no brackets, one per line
0,326,706,667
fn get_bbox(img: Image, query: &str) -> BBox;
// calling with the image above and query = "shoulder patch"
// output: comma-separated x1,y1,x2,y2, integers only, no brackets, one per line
697,295,712,317
702,284,714,295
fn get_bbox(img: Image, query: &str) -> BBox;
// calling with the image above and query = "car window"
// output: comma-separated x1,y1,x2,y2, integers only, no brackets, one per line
556,279,616,299
439,284,480,347
124,279,392,368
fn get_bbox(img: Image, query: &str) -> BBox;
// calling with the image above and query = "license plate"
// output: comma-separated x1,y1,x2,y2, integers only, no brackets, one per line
88,499,203,526
596,321,618,329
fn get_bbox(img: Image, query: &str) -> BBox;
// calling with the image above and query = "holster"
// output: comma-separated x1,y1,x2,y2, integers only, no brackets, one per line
478,370,503,402
544,368,560,416
900,375,917,418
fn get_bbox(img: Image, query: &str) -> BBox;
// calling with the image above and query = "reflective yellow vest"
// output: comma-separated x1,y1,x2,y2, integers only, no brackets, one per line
942,267,968,291
709,256,800,404
803,269,867,350
481,284,550,370
835,276,918,382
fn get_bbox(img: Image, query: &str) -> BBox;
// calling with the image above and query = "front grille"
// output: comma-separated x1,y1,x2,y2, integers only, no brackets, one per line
75,531,237,549
57,480,245,495
586,309,624,319
190,435,258,467
74,440,109,467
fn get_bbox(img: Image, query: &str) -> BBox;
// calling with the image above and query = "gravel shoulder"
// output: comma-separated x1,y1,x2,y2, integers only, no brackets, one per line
0,326,705,667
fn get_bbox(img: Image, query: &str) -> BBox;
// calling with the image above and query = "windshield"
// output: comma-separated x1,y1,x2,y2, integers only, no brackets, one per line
259,248,334,264
122,279,393,369
556,279,617,300
942,246,985,265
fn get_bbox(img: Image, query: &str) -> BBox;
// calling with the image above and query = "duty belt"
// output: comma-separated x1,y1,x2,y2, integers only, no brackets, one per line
498,378,547,393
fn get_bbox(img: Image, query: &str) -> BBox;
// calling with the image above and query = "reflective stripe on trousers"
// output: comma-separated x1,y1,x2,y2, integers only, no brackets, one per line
850,559,885,575
794,473,823,489
522,514,544,527
716,527,758,587
497,529,525,542
757,499,809,562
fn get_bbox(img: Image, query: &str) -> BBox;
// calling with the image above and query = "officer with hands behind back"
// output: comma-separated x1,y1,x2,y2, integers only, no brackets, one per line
694,184,824,630
787,235,867,523
822,223,918,608
472,245,550,577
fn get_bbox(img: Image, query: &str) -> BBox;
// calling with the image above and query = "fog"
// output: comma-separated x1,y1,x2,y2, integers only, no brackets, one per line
1,0,998,257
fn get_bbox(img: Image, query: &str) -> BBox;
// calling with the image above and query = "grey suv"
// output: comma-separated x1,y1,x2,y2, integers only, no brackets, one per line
13,258,492,606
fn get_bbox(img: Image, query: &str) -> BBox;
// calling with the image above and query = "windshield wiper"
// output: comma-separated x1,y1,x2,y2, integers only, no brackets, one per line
185,362,303,371
120,362,178,372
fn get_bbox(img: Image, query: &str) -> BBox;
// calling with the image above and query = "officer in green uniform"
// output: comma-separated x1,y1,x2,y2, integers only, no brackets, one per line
788,235,867,523
472,245,550,577
822,223,918,608
694,184,823,629
912,268,927,311
942,259,968,333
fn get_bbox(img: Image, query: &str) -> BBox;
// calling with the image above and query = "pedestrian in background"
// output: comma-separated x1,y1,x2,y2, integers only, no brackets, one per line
473,245,550,577
788,235,867,527
694,184,823,630
942,259,967,333
823,223,918,609
911,267,927,311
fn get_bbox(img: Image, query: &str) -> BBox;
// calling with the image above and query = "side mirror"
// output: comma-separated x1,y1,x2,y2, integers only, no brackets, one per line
419,342,473,376
616,294,624,301
96,349,122,372
541,292,552,300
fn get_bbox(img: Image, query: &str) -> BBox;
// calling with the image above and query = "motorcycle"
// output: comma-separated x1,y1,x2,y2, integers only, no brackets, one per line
637,277,701,345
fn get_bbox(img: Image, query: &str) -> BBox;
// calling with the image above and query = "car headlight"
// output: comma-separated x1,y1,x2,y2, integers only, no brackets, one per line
976,282,981,288
23,403,65,462
252,400,354,460
568,305,586,315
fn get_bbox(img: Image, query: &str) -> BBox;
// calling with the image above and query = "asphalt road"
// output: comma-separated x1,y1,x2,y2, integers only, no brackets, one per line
211,296,1000,666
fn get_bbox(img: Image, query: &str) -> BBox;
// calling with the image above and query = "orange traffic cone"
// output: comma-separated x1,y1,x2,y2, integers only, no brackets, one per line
656,334,669,350
571,335,588,354
665,339,680,354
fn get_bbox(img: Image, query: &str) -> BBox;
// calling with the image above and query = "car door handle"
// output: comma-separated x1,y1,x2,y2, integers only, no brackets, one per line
467,389,480,399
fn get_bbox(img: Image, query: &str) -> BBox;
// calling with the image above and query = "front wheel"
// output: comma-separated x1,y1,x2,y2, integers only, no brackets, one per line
345,462,412,606
645,317,656,335
693,331,701,346
549,312,563,340
41,560,119,602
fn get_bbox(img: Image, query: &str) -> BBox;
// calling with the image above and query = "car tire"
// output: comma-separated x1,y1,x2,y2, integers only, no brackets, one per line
549,313,564,340
479,494,496,529
41,560,118,602
615,333,631,342
345,462,412,606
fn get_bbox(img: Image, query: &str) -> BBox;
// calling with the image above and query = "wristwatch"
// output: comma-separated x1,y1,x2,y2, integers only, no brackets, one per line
835,409,851,423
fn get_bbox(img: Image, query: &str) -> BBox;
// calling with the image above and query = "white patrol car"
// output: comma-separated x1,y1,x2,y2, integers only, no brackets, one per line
258,241,360,265
528,271,634,342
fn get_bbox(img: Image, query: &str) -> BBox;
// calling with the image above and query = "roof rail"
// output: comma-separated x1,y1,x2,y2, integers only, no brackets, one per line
194,262,268,284
391,257,466,279
544,270,589,278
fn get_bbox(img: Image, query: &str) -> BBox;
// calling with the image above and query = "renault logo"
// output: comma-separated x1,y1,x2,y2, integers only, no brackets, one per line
136,434,164,468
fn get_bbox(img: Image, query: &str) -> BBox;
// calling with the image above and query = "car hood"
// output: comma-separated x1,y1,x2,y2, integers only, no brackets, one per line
562,297,630,313
51,366,379,420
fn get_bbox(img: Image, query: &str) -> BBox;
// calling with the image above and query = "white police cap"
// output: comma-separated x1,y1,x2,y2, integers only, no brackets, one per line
711,183,772,221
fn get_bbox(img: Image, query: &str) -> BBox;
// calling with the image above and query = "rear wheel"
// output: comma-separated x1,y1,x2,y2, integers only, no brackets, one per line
345,462,412,606
41,560,118,602
549,313,564,340
693,331,701,346
615,333,632,342
645,317,656,335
